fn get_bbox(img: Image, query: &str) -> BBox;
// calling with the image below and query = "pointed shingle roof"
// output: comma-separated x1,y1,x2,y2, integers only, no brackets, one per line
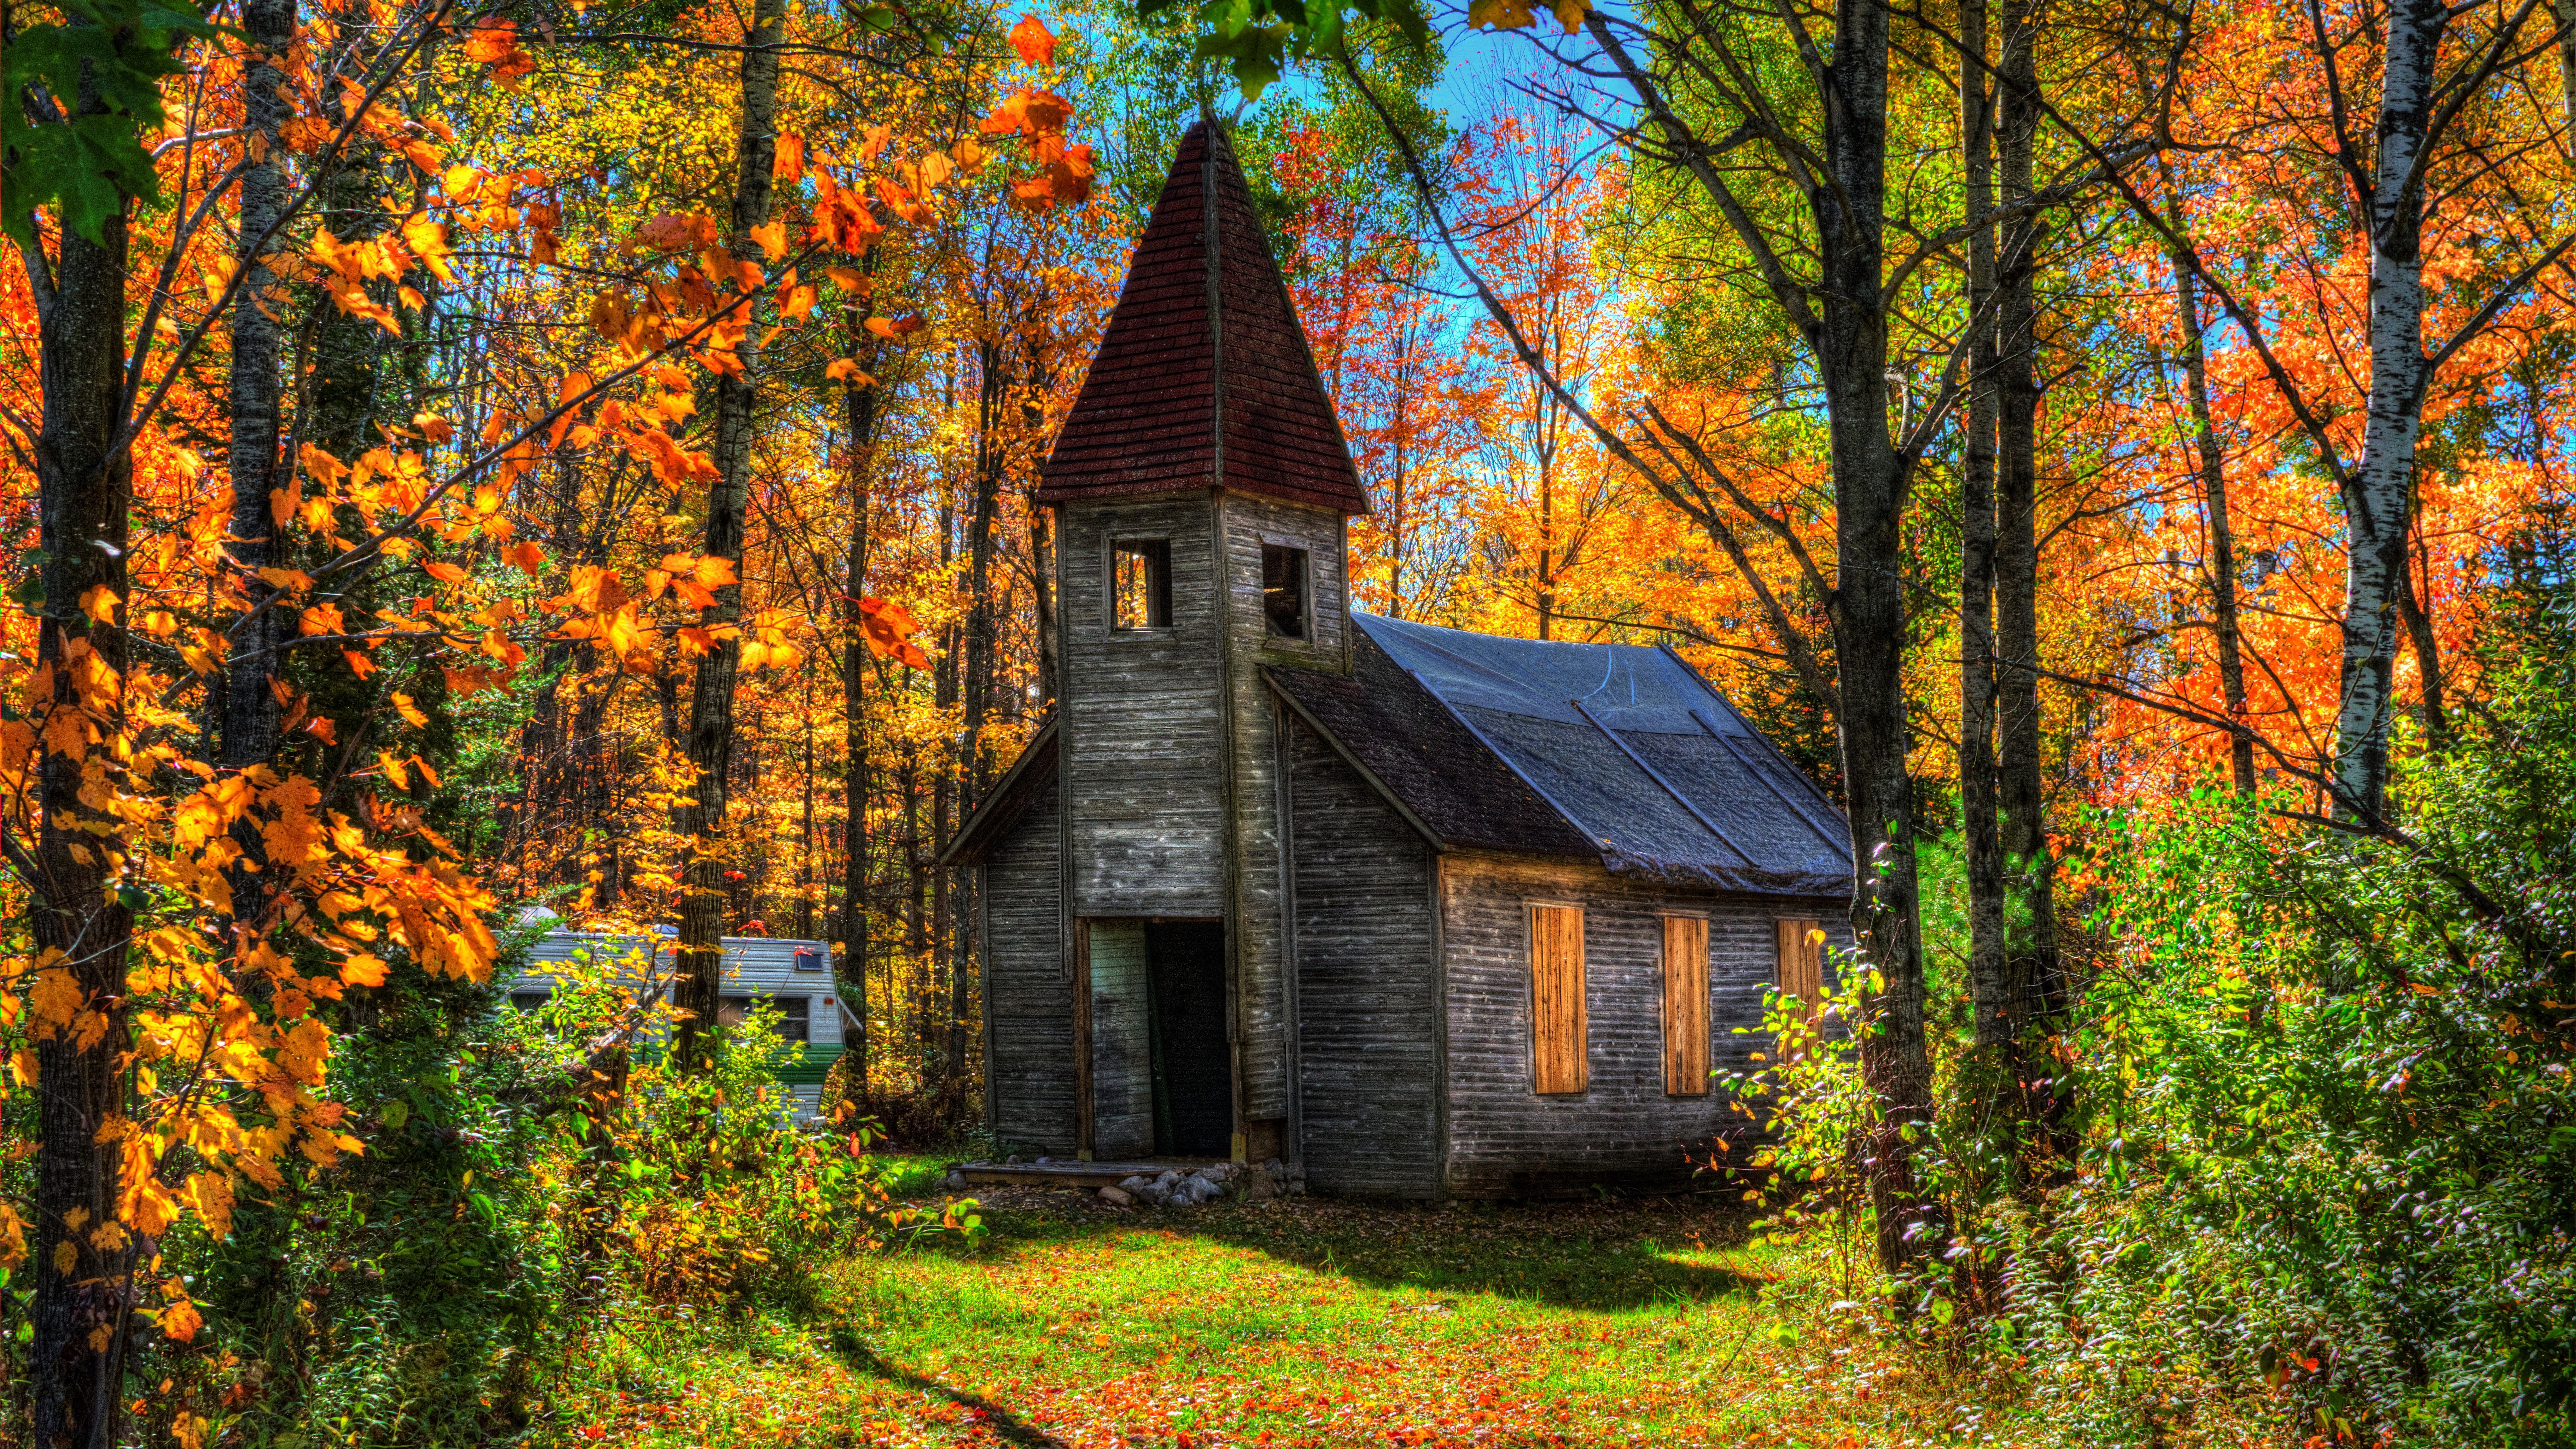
1035,120,1372,515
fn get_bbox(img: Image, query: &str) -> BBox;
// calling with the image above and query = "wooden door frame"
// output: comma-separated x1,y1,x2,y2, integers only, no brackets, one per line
1073,919,1093,1158
1074,914,1229,1163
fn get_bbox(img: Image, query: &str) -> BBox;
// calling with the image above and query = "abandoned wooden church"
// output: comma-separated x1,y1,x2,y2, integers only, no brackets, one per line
944,121,1855,1198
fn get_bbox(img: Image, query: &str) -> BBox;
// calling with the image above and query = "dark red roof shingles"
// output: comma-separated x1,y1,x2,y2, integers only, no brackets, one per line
1035,121,1372,515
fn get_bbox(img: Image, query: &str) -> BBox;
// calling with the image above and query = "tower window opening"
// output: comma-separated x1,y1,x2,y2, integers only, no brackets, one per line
1113,539,1171,629
1263,543,1308,639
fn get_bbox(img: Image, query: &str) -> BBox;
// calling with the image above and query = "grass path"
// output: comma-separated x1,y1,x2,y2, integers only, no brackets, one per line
565,1169,2015,1448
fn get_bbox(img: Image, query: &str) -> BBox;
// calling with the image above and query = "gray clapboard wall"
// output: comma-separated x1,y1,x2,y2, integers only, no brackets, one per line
1219,490,1350,1128
1283,713,1437,1197
982,776,1073,1155
1060,496,1228,919
1088,921,1154,1157
1439,851,1851,1196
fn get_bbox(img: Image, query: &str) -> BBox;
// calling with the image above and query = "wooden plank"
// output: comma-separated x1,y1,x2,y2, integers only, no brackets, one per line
984,777,1074,1155
1283,714,1437,1196
956,1157,1231,1188
1775,918,1824,1025
1662,915,1710,1096
1529,905,1586,1094
1437,851,1853,1196
1074,919,1094,1156
1088,921,1154,1158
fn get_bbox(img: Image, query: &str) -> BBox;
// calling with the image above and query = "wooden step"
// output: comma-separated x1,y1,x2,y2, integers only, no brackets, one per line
953,1158,1233,1188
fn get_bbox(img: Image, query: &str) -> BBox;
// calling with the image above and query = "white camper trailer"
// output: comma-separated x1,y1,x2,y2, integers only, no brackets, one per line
512,927,850,1121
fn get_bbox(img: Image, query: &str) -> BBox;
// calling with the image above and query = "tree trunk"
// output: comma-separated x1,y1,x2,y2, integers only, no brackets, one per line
2555,0,2576,159
954,341,1005,1080
2333,0,2447,822
28,189,139,1449
221,0,297,913
1023,336,1059,705
2399,531,2446,747
841,315,881,1105
1996,0,2060,1033
2172,257,2256,795
671,0,787,1067
1958,0,2010,1061
1810,0,1936,1273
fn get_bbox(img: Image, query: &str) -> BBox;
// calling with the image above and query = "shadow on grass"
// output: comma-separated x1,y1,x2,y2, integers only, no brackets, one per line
833,1333,1069,1448
955,1190,1773,1314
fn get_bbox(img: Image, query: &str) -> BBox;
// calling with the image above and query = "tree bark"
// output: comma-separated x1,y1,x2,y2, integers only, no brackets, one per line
221,0,297,913
1996,0,2060,1031
2399,524,2447,747
1580,0,1933,1271
841,309,882,1106
1807,0,1936,1272
2333,0,2447,822
1960,0,2010,1055
2172,257,2257,795
28,174,139,1449
671,0,787,1067
953,339,1006,1079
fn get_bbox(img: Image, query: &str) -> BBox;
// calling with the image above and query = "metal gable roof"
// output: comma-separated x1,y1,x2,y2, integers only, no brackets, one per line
1273,614,1851,896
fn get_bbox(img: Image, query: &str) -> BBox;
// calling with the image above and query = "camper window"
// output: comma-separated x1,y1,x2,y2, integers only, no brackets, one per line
718,994,811,1043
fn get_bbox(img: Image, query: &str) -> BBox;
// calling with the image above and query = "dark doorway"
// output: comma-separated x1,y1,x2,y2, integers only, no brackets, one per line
1144,920,1231,1157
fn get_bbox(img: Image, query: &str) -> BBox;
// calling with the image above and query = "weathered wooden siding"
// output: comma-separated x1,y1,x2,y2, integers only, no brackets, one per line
1061,496,1227,918
1439,851,1851,1196
1220,491,1349,1126
1283,714,1438,1196
1088,921,1154,1158
983,777,1072,1154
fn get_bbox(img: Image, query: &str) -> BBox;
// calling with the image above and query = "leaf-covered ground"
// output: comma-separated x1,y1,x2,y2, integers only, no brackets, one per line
554,1165,2030,1447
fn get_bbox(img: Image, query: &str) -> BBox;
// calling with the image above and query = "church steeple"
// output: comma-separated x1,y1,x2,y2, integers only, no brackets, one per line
1035,120,1372,516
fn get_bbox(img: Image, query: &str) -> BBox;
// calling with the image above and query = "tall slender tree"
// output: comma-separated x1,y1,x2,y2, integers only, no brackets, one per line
672,0,790,1066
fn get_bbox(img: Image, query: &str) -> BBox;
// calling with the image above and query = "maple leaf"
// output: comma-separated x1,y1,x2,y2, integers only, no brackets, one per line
461,21,537,88
749,219,790,262
1009,13,1058,66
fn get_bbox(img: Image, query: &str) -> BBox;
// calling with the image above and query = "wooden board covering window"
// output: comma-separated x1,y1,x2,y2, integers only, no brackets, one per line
1775,918,1826,1026
1662,916,1710,1096
1529,905,1587,1094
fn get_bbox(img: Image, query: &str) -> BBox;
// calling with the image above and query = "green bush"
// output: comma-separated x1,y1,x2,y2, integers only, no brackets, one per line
1997,595,2576,1446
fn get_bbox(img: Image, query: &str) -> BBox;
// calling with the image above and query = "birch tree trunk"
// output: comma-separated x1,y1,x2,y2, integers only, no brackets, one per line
671,0,787,1066
2333,0,2447,822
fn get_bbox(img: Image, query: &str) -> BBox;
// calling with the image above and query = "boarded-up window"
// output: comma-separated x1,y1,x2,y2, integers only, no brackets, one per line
1662,916,1710,1096
1529,905,1587,1094
1775,919,1826,1027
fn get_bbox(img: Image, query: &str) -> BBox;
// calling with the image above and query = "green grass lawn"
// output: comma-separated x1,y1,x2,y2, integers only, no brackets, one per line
560,1178,2021,1448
